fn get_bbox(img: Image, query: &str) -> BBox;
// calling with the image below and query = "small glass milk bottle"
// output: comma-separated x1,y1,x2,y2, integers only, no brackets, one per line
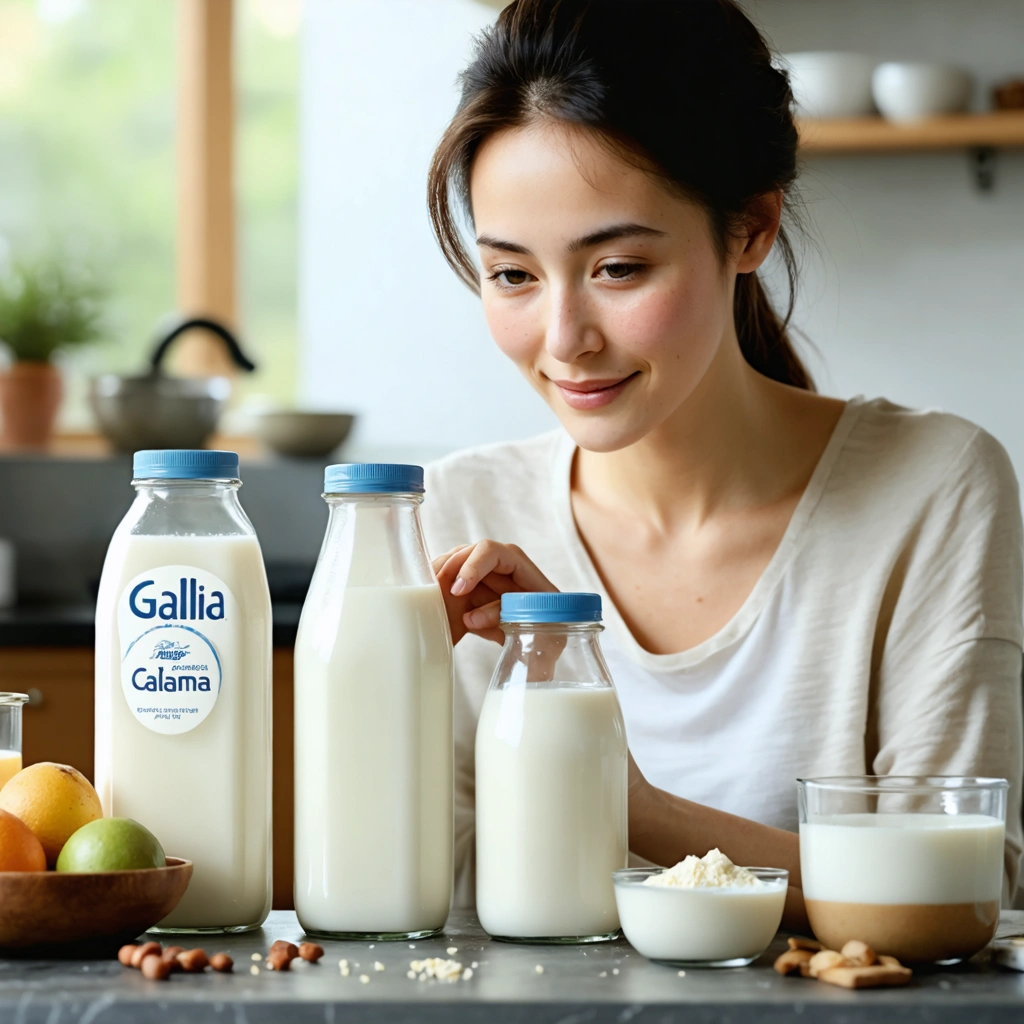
94,450,273,932
475,592,628,943
294,464,454,939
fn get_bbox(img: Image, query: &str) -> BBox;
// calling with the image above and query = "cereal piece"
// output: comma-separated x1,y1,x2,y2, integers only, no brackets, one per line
359,974,370,984
840,940,878,967
299,942,324,963
250,965,260,976
677,970,686,977
819,964,912,989
462,968,474,980
176,949,209,973
447,947,458,955
808,950,849,978
599,971,607,978
407,970,416,980
373,961,385,972
210,953,234,973
471,962,478,969
131,942,162,969
339,959,348,969
140,954,171,981
612,968,619,975
535,965,544,974
251,953,263,962
118,944,138,967
773,949,814,976
787,936,824,953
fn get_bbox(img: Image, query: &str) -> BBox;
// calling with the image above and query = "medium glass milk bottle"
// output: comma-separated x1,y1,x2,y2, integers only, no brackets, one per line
294,464,454,939
476,592,628,943
94,451,273,932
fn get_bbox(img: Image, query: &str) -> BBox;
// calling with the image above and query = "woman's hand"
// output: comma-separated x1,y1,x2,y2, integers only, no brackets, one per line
432,540,557,645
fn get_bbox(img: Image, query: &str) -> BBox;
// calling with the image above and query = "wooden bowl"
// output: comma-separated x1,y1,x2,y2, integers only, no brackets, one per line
0,857,192,950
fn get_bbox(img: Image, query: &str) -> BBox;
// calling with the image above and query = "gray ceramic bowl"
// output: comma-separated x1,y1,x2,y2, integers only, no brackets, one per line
252,410,355,459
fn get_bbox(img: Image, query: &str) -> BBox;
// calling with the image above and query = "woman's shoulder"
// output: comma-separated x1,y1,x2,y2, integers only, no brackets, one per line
842,397,1019,501
422,430,567,548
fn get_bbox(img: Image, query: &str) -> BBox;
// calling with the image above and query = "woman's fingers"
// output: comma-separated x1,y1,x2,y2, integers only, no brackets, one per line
450,540,555,596
464,598,505,644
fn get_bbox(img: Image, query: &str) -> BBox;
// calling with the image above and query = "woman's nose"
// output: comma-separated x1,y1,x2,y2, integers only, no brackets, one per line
544,286,603,363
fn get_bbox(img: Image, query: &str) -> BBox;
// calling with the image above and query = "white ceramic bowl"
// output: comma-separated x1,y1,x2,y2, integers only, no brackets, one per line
872,62,973,122
781,52,876,119
613,867,788,968
252,410,355,459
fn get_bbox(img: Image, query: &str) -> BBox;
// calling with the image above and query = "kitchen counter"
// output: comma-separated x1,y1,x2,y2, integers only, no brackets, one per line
0,910,1022,1023
0,602,303,648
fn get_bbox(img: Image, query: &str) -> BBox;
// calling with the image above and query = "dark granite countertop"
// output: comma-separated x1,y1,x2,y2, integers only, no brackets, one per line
0,603,302,649
0,910,1022,1023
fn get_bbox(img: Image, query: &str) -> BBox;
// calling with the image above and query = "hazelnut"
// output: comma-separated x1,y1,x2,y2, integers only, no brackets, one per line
140,954,172,981
131,942,162,969
176,948,210,973
298,942,324,963
210,953,234,973
118,944,138,967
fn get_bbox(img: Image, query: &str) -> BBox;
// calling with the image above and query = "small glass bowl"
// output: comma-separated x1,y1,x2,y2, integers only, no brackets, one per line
612,866,789,968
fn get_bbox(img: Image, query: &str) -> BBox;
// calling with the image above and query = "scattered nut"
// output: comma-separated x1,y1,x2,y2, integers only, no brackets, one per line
160,946,185,971
118,944,138,967
808,950,849,978
818,964,912,989
879,955,902,967
787,936,823,952
270,940,299,960
266,949,293,971
773,949,814,975
210,953,234,973
299,942,324,963
840,940,878,967
140,954,171,981
131,942,162,969
176,949,209,973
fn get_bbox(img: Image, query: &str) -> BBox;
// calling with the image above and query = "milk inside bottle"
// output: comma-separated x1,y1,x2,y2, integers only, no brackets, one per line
476,592,628,943
294,463,453,939
94,450,272,932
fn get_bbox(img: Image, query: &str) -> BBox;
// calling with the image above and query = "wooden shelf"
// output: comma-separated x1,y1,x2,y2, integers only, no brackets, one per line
798,111,1024,154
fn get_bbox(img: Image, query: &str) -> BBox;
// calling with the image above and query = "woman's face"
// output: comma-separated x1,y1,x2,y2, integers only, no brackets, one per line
470,121,767,453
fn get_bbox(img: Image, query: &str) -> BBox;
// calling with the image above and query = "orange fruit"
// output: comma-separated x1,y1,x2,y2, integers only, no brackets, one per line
0,763,103,867
0,808,46,872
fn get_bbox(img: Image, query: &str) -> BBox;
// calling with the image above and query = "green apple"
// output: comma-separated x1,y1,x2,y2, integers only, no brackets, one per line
55,817,165,872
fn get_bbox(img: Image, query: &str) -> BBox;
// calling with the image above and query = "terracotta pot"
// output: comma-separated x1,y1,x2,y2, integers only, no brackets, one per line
0,361,63,449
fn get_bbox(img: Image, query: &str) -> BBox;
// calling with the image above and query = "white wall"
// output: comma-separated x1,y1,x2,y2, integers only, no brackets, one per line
300,0,1024,474
298,0,557,461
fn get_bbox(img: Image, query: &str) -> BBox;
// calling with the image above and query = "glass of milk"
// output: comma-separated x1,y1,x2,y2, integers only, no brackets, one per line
293,463,454,940
0,693,27,790
476,592,628,943
799,776,1008,962
94,450,273,932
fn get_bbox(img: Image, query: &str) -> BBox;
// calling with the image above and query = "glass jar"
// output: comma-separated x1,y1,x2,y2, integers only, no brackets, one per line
799,775,1008,963
476,592,628,943
294,463,454,940
0,693,27,789
94,450,273,932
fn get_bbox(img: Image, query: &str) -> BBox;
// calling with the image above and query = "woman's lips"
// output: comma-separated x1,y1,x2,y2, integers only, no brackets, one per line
552,373,638,410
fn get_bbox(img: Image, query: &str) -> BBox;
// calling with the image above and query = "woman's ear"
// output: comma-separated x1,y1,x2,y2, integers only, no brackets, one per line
735,191,783,274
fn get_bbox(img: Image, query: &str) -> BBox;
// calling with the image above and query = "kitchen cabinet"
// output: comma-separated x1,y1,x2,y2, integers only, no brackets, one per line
0,647,297,911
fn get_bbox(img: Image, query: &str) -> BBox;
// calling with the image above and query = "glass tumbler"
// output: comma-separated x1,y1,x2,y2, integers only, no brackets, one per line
798,776,1007,963
0,693,28,790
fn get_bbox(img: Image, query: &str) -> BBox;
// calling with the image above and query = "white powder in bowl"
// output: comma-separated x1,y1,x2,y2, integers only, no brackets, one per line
643,848,764,889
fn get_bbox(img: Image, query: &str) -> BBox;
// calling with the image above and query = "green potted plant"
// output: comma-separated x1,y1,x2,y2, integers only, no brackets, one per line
0,257,105,448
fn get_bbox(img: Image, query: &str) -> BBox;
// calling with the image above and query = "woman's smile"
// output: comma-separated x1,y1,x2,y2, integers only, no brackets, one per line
550,373,640,411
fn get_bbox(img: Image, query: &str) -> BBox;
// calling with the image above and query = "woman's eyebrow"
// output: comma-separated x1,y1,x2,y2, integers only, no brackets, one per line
476,222,666,256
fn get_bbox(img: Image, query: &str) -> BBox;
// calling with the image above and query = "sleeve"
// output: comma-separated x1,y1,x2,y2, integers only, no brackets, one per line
871,428,1024,900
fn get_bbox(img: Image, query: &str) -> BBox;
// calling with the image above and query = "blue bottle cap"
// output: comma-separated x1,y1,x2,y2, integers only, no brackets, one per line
133,450,240,480
500,592,602,623
324,463,425,494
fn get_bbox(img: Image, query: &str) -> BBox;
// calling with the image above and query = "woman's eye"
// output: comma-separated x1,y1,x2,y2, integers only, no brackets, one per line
489,268,532,288
598,262,645,280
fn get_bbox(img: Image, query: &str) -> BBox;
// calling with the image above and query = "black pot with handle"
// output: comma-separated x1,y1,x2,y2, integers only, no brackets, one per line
89,316,257,453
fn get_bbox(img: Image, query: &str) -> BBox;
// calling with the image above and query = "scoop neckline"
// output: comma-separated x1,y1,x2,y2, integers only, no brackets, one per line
551,397,866,672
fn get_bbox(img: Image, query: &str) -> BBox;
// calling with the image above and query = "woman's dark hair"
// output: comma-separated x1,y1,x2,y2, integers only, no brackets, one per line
427,0,813,390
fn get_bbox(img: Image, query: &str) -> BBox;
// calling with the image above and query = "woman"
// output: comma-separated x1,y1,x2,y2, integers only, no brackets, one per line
420,0,1024,926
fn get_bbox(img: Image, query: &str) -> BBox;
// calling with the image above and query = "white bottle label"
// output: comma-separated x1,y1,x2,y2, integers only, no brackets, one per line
117,565,236,735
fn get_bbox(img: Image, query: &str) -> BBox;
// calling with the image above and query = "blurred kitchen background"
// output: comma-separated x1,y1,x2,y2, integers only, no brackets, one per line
0,0,1022,908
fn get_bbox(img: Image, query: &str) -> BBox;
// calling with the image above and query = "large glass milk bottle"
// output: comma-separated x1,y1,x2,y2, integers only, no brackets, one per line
294,464,454,939
476,592,628,943
94,450,272,932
